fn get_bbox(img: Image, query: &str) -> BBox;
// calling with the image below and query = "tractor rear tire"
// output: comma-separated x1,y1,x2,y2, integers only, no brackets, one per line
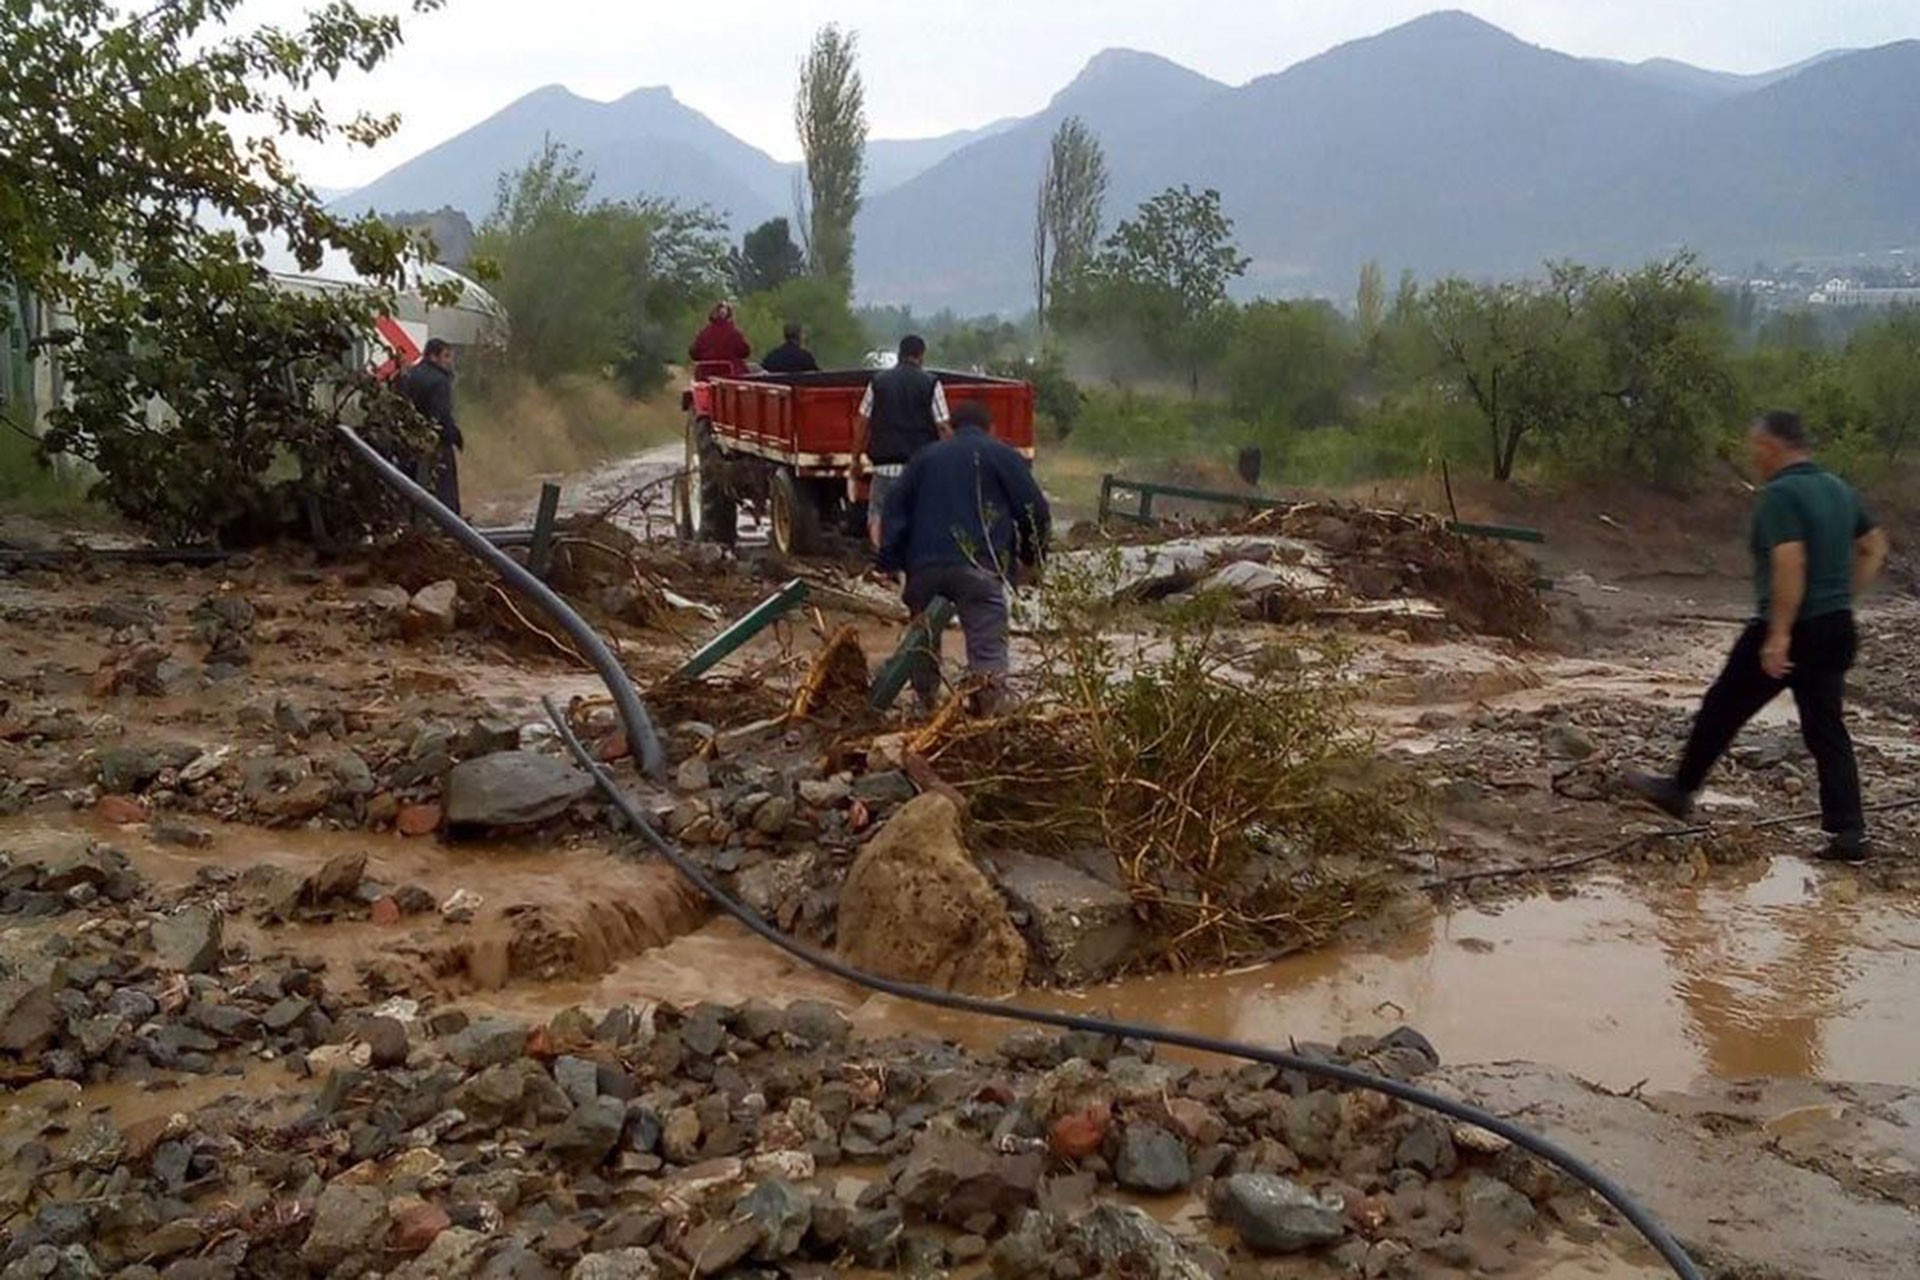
689,416,737,545
769,468,823,557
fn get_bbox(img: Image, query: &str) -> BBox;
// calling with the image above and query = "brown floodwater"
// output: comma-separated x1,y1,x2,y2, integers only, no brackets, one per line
515,856,1917,1094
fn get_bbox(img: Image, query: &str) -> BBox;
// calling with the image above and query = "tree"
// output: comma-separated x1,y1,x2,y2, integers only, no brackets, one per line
1422,274,1592,481
794,25,867,290
730,218,805,297
472,142,727,392
1355,260,1387,349
1849,306,1920,463
1070,186,1249,394
5,0,444,542
1581,255,1738,483
734,275,864,367
1033,116,1109,331
1222,300,1356,427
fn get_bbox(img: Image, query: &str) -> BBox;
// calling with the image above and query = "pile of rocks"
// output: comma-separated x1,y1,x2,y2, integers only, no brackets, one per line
1,991,1600,1280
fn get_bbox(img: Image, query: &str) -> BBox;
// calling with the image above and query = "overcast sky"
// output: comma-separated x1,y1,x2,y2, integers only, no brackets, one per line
274,0,1917,190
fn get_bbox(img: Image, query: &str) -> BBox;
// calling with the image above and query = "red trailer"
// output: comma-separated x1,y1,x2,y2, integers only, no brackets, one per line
673,367,1037,556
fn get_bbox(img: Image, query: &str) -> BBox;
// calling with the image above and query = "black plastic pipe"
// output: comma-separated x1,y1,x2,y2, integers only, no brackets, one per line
333,424,666,781
338,422,1704,1280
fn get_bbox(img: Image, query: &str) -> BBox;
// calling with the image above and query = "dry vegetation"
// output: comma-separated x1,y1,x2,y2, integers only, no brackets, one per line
459,372,682,500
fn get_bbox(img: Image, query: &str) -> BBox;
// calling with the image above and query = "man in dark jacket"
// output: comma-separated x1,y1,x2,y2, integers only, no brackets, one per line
876,399,1050,714
760,322,819,374
852,334,948,548
398,338,463,515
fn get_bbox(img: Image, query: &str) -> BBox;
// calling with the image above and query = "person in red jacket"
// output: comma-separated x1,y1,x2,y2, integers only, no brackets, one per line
688,301,750,375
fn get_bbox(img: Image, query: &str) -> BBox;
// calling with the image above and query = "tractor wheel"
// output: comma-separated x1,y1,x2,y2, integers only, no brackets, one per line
769,468,823,557
687,416,736,545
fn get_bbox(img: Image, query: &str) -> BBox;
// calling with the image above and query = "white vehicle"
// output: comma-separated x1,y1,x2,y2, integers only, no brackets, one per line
862,349,899,371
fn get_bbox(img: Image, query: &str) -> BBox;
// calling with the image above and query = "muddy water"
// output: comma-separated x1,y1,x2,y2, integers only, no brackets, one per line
521,858,1918,1094
853,858,1917,1090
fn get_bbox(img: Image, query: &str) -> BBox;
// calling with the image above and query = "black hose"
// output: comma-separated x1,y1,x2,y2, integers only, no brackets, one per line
333,425,666,782
337,423,1705,1280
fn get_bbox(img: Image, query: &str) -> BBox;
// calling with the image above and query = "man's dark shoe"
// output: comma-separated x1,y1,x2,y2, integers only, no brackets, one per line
1817,831,1870,863
1624,770,1694,821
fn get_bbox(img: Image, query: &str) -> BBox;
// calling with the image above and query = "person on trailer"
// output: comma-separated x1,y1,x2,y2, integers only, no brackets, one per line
760,321,819,374
688,301,750,375
877,399,1050,716
851,334,948,548
397,338,464,515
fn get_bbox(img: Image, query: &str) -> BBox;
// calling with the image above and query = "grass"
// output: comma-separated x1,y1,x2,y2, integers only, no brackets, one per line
459,372,683,502
0,424,95,518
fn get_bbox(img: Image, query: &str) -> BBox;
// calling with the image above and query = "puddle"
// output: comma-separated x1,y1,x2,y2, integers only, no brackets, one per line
852,858,1918,1091
550,859,1918,1094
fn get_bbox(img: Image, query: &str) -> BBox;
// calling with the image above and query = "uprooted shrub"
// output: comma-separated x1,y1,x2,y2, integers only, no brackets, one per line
933,556,1425,970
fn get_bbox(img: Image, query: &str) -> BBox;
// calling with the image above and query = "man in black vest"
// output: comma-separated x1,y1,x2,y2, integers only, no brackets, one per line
851,334,948,549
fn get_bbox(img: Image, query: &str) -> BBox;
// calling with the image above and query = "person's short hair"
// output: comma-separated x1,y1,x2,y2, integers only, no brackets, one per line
783,322,803,343
1754,409,1808,449
899,334,927,360
953,401,992,431
422,338,452,360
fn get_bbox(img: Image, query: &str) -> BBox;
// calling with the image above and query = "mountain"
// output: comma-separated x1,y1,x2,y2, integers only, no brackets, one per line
853,49,1228,310
1593,49,1857,100
858,13,1919,309
332,12,1920,312
866,119,1020,195
334,85,791,227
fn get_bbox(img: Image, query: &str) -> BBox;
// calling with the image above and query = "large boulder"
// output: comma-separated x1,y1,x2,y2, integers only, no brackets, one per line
987,851,1139,984
836,794,1028,996
444,751,594,829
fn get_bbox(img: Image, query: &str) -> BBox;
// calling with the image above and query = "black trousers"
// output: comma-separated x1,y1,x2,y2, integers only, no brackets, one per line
1674,612,1864,835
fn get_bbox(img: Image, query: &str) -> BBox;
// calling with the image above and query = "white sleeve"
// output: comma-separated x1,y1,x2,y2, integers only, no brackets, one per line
931,380,950,424
858,384,873,419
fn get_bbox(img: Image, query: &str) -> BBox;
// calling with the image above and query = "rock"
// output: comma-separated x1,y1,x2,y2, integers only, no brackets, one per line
150,906,221,974
662,1106,702,1163
988,851,1140,984
782,1000,851,1049
36,844,122,894
845,1208,903,1269
1462,1175,1536,1238
1215,1173,1347,1254
357,1016,410,1069
387,1201,452,1254
750,795,794,835
1281,1090,1342,1162
680,1004,728,1057
1076,1204,1212,1280
1048,1105,1111,1161
302,1183,390,1271
444,1017,529,1070
1114,1123,1191,1194
397,804,443,837
554,1056,600,1108
150,819,213,849
444,752,594,828
797,777,849,807
95,794,147,824
97,745,171,793
548,1098,626,1168
836,794,1028,996
568,1251,658,1280
850,770,917,806
737,1178,812,1261
306,851,366,904
674,757,711,793
1394,1119,1456,1177
895,1132,1042,1226
1543,723,1596,761
0,982,58,1055
407,580,459,636
441,888,484,922
392,1227,490,1280
682,1219,758,1276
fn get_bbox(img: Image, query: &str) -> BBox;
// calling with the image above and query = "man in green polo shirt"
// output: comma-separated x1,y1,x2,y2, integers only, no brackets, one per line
1627,410,1890,861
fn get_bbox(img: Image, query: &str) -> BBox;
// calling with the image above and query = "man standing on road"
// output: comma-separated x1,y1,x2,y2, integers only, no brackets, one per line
1626,410,1890,862
398,338,463,515
760,322,820,374
876,400,1050,715
852,334,948,549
